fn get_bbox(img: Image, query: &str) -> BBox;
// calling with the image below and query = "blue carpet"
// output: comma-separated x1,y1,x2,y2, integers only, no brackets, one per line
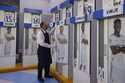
0,72,59,83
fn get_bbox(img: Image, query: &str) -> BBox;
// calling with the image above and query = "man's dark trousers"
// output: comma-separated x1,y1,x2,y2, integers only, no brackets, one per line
37,31,52,80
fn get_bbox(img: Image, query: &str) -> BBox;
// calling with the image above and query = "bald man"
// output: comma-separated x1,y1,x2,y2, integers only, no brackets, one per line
37,22,55,82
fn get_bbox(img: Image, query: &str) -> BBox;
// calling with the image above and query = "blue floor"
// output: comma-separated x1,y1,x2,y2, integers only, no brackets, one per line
0,71,59,83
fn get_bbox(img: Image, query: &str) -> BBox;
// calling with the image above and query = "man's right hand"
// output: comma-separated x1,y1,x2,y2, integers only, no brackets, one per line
50,44,56,48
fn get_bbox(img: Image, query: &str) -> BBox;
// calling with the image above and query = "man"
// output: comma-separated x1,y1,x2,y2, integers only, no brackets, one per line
37,22,54,82
109,19,125,83
56,26,67,63
80,23,88,71
4,27,15,56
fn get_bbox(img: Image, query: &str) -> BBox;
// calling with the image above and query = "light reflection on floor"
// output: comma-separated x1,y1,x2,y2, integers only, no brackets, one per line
0,70,59,83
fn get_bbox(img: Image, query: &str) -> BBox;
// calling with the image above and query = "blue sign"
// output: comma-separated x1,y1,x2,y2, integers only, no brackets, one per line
4,12,16,27
4,13,14,22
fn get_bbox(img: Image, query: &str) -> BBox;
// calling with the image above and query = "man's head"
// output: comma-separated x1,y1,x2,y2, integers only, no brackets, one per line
81,23,85,33
114,19,121,35
40,21,48,30
60,26,64,34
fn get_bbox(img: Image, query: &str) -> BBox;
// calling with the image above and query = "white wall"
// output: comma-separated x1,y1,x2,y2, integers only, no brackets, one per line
48,0,65,12
20,0,49,14
20,0,65,13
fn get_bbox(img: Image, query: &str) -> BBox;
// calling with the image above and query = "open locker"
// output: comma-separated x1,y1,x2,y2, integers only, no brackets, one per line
55,6,69,77
73,0,94,83
0,6,17,67
23,9,41,66
95,0,125,83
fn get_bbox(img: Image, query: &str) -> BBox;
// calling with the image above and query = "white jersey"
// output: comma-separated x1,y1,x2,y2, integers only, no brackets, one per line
4,33,15,56
109,34,125,83
31,33,37,55
51,33,58,63
80,33,88,72
109,34,125,47
56,33,68,64
56,33,67,44
80,34,87,64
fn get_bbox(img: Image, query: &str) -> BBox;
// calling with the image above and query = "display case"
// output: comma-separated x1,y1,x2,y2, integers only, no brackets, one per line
23,8,42,66
94,0,125,83
0,5,17,67
73,0,94,83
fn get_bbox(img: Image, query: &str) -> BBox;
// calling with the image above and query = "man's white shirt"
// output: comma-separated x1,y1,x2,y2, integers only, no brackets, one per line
109,34,125,83
109,34,125,47
37,28,55,48
109,34,125,59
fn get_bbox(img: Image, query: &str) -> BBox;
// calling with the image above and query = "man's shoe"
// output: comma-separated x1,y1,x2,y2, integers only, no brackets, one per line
38,78,44,82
